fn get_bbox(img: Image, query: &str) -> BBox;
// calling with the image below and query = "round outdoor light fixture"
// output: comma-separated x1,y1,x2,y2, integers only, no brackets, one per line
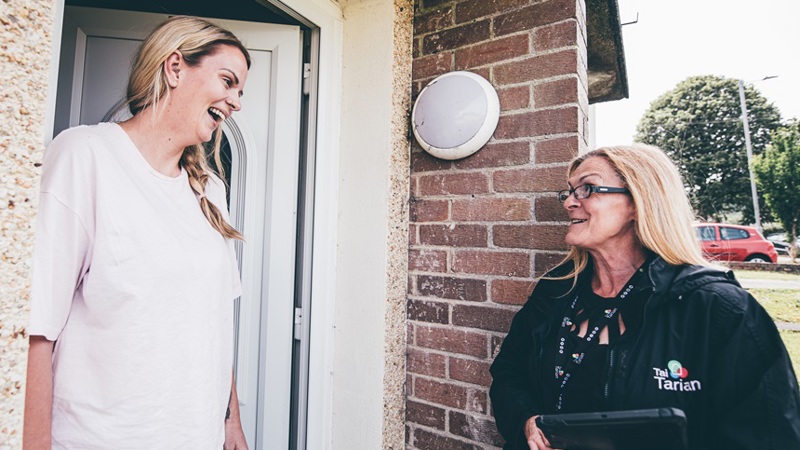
411,71,500,160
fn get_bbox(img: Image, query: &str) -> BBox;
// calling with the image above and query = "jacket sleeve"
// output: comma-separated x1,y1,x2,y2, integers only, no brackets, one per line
704,286,800,449
489,295,543,448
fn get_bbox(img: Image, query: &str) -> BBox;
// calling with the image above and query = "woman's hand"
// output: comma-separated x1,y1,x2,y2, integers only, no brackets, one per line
525,416,559,450
224,417,248,450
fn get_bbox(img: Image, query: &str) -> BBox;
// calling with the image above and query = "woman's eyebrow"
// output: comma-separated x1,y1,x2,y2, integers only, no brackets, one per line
222,68,244,96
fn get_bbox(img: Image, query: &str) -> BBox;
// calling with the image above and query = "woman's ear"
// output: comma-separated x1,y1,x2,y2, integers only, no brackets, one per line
164,51,183,88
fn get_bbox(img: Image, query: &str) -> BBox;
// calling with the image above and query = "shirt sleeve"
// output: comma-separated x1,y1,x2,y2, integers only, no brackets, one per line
28,128,96,341
28,192,92,340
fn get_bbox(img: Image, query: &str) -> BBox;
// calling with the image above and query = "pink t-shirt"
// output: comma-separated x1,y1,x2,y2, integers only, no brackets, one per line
29,123,242,449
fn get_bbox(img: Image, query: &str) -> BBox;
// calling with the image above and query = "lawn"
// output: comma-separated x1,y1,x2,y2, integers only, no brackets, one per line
749,289,800,322
734,270,800,281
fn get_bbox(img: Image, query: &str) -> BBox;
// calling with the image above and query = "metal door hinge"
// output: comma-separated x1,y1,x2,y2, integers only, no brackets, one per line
294,307,304,340
302,63,312,95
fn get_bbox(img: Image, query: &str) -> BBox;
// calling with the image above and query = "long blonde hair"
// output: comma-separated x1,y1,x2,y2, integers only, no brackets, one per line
126,16,250,240
556,144,710,280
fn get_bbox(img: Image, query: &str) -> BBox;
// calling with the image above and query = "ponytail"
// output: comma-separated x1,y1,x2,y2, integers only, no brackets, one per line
180,143,244,240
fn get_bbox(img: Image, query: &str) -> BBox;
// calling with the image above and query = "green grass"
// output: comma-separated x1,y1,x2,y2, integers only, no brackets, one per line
748,289,800,322
780,331,800,379
734,270,800,281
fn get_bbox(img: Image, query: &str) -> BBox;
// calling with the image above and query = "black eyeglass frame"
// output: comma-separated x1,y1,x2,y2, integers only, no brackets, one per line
557,184,630,203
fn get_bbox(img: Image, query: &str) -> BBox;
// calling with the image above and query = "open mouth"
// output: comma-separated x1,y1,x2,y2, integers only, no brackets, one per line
208,107,225,123
571,219,587,225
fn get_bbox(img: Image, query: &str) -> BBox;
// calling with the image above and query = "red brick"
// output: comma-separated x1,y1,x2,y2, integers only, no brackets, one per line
449,356,492,386
535,135,579,164
411,198,450,222
407,400,446,429
455,0,530,23
409,223,418,245
421,0,452,9
491,335,505,358
453,141,530,169
449,411,504,446
497,85,531,112
491,279,535,305
411,150,452,173
452,304,517,332
535,195,569,222
493,224,568,250
409,298,451,323
408,347,447,377
452,197,531,221
415,4,454,35
494,107,579,140
422,20,491,55
493,165,567,193
415,325,488,358
409,248,448,272
414,378,468,409
535,251,567,277
418,275,487,302
418,172,490,196
419,224,488,247
413,52,454,82
494,49,577,85
534,18,578,52
495,0,577,37
454,34,529,70
412,429,483,450
467,389,489,413
452,250,530,277
408,374,414,397
534,77,578,108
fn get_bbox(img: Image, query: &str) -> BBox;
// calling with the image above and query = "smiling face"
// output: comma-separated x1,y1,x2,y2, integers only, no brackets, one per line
170,44,249,145
563,156,639,255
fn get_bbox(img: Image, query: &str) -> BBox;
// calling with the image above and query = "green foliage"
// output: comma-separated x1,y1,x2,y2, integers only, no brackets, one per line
635,75,782,223
754,121,800,253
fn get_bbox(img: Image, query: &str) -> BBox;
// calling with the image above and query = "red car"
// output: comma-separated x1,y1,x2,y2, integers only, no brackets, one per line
693,223,778,263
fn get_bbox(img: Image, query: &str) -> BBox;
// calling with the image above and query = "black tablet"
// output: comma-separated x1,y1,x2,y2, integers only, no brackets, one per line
535,407,688,450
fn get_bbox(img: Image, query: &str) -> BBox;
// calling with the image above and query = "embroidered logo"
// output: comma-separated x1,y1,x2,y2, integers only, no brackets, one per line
652,359,701,392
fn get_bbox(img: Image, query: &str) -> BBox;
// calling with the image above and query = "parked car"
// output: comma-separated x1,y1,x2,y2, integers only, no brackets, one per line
766,232,799,256
693,223,778,263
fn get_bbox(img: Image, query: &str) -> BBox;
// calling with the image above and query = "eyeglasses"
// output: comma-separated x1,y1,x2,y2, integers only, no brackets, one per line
557,184,630,203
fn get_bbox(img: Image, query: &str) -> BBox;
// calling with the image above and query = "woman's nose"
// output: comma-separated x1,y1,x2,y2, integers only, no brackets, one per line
227,96,241,112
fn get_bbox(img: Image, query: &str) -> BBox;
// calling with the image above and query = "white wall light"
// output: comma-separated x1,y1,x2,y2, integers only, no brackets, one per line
412,71,500,160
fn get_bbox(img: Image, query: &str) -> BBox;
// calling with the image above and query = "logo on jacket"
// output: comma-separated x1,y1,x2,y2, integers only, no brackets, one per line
652,360,702,392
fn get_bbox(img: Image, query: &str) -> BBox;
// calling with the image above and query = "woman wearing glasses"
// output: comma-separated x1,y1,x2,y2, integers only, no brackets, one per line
490,144,800,449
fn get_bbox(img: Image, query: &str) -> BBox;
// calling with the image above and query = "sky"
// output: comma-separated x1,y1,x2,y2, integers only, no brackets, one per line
593,0,800,147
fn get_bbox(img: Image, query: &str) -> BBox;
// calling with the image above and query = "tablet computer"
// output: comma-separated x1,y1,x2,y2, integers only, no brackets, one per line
535,407,687,450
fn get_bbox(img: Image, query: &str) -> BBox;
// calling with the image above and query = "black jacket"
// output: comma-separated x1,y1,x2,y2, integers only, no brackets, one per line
489,256,800,449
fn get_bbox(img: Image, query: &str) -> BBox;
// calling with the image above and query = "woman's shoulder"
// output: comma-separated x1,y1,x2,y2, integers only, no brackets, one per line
46,123,122,162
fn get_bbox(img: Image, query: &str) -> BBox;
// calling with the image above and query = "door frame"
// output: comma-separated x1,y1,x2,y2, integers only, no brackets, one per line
43,1,345,448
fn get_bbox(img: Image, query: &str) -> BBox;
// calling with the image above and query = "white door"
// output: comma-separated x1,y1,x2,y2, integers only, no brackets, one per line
55,6,303,449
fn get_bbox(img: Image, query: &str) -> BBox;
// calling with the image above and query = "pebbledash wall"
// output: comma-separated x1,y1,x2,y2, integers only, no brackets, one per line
406,0,589,448
0,0,54,447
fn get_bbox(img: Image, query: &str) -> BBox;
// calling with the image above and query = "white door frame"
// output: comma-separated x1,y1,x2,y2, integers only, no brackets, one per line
44,1,345,448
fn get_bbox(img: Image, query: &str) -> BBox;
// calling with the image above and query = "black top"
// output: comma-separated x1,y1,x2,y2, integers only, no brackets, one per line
489,256,800,450
538,267,650,413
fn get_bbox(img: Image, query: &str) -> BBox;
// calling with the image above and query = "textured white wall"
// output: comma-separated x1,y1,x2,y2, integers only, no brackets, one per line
333,0,411,448
0,1,57,448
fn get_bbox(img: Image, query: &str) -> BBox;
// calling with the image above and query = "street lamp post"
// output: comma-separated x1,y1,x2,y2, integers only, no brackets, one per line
737,79,761,233
737,76,776,234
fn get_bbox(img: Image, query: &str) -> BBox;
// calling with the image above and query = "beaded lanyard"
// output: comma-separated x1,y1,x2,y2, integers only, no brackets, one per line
553,281,636,411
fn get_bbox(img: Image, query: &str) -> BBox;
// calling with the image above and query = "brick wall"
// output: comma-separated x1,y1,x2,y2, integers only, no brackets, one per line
407,0,589,448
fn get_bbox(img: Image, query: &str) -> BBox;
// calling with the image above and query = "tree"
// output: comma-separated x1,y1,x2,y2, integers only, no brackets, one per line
635,75,782,223
754,121,800,260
